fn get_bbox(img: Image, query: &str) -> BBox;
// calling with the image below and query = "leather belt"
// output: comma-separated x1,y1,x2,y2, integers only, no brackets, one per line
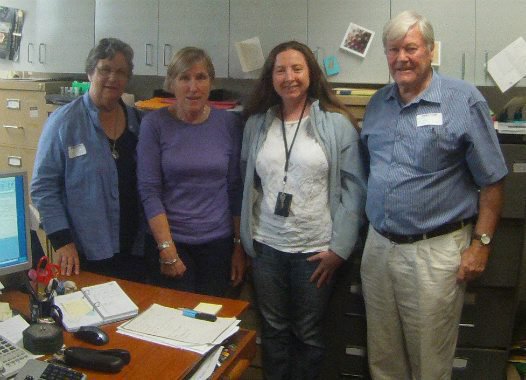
376,217,476,245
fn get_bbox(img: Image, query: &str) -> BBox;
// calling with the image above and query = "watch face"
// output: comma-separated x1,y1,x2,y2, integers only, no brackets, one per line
480,234,491,245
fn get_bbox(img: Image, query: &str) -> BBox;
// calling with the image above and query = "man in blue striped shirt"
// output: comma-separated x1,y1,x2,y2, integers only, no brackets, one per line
360,10,508,380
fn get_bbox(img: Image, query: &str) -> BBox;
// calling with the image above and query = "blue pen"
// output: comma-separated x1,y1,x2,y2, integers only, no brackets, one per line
180,308,217,322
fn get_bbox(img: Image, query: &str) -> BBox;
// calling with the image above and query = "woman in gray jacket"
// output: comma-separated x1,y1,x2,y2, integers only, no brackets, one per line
240,40,367,380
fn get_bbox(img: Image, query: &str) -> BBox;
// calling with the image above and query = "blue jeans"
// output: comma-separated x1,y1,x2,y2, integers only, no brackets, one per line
252,241,333,380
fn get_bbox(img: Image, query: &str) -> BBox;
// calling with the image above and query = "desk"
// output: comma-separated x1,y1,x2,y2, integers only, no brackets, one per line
1,272,257,379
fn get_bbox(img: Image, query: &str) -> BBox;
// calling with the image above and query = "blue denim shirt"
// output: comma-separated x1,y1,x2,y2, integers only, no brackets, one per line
31,92,141,260
361,72,508,235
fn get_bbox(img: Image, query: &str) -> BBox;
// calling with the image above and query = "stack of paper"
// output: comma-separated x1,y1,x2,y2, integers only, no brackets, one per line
117,304,240,355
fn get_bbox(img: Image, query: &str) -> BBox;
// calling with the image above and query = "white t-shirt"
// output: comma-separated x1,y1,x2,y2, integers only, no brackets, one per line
253,116,332,253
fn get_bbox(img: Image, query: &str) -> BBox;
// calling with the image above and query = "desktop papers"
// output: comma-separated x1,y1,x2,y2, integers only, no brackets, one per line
487,37,526,92
0,314,29,346
117,303,240,355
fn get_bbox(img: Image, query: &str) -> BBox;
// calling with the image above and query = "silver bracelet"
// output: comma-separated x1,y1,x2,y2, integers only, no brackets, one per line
159,257,178,265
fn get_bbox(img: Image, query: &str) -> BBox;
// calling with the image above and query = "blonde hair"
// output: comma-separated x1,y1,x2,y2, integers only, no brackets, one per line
163,47,215,91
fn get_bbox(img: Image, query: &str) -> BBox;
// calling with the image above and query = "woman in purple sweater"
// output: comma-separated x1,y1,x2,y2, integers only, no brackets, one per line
137,47,246,296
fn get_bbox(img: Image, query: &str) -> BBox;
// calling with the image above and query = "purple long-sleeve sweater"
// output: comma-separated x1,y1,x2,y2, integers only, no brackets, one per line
137,107,243,244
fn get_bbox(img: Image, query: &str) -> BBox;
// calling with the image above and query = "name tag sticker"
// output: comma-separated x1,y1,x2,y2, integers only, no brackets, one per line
416,113,443,127
68,143,87,158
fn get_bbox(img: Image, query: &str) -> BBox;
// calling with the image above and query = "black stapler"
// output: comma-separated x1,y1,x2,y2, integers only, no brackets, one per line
64,347,131,373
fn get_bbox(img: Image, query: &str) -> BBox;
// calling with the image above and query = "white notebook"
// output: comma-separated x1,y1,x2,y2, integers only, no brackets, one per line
54,281,138,332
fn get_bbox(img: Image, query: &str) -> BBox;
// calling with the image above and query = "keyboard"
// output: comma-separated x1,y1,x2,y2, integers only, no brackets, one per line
0,334,32,379
15,359,86,380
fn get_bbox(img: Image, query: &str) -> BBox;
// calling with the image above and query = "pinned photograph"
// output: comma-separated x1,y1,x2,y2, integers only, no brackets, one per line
340,22,375,58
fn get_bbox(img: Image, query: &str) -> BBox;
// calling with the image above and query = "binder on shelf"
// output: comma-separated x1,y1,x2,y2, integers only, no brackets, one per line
332,88,377,96
54,281,138,332
496,121,526,135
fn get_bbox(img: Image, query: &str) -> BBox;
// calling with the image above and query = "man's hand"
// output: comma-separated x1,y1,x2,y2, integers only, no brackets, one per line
308,250,345,288
56,243,80,276
456,243,490,282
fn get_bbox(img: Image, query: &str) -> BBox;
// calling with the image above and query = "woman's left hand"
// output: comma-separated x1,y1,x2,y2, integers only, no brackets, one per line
231,243,247,287
308,250,345,288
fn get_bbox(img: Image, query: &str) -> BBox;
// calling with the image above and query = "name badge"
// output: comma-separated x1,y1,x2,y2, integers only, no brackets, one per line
416,113,443,127
68,143,87,158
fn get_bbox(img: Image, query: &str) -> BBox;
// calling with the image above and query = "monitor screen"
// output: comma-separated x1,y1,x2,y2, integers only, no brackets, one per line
0,170,32,281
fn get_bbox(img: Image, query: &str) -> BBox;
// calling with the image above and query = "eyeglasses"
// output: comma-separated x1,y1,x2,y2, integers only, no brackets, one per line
95,66,129,80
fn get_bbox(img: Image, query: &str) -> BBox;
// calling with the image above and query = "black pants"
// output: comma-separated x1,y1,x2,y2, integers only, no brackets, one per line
79,253,148,283
144,234,233,297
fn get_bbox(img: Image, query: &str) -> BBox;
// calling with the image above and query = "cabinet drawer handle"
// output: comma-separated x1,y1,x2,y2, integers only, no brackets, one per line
459,323,475,328
453,357,468,369
484,50,489,81
28,43,34,64
145,44,153,66
7,156,22,167
345,346,366,357
3,125,23,130
461,52,466,80
164,44,172,67
39,43,46,64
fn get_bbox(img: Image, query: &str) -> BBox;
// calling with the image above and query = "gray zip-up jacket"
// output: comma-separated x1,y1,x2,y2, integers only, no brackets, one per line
240,100,367,259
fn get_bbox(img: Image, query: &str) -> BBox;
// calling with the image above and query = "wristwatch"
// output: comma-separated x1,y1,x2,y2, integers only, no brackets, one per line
472,233,492,246
157,240,173,251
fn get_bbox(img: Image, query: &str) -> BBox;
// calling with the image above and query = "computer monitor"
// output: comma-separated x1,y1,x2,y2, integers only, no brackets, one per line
0,170,32,284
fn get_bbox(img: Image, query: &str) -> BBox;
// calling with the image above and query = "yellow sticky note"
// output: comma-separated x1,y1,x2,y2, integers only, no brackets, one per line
194,302,222,315
63,298,93,319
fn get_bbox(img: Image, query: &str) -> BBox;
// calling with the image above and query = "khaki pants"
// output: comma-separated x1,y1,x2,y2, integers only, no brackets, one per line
361,225,470,380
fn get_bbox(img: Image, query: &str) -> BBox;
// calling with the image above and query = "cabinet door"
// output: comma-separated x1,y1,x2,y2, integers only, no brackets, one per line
308,0,389,84
476,0,526,86
31,0,95,73
0,0,36,72
95,0,158,76
159,0,229,78
229,0,308,79
391,0,476,83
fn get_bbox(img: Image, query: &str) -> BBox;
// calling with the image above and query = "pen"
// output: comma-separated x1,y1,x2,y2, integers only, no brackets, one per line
24,272,39,302
46,278,59,298
180,308,217,322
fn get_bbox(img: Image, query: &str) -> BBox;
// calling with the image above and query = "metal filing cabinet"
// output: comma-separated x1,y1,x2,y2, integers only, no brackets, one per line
0,79,65,182
322,143,525,379
451,143,526,379
0,79,66,253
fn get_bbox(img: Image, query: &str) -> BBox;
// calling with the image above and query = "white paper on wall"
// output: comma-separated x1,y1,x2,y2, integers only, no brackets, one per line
235,36,264,72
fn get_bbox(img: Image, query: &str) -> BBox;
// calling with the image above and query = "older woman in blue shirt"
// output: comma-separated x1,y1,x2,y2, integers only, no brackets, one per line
31,38,145,281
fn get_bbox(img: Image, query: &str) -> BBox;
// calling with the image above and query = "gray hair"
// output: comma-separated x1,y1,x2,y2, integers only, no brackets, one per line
85,38,134,77
383,10,434,51
163,47,215,92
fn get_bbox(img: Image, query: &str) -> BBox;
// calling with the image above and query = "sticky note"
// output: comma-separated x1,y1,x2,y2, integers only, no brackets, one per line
323,55,340,76
194,302,222,316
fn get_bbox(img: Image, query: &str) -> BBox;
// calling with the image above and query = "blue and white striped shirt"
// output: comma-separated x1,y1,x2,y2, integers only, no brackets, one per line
361,72,507,235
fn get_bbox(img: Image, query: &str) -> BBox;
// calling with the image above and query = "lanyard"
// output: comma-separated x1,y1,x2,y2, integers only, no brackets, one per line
280,100,308,185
